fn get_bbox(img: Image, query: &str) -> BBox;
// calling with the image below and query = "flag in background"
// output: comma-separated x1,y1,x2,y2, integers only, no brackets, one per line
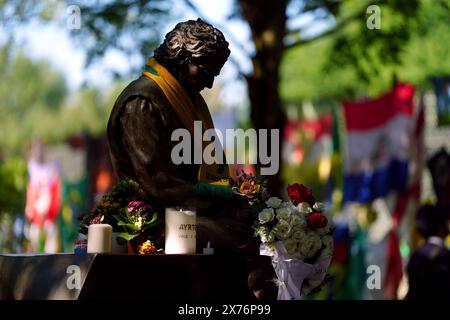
328,105,345,211
384,91,425,299
342,83,415,203
25,157,62,253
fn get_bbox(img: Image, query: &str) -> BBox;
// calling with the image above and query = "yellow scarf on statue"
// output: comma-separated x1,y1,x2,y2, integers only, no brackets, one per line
143,57,231,185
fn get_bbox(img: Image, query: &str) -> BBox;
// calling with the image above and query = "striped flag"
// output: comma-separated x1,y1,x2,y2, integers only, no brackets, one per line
342,83,415,203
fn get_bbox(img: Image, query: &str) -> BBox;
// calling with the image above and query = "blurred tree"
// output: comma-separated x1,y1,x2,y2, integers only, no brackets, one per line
281,0,450,102
281,37,358,104
193,0,420,195
0,0,171,77
0,157,27,215
0,44,67,156
0,45,120,157
0,0,422,195
0,156,26,251
399,0,450,86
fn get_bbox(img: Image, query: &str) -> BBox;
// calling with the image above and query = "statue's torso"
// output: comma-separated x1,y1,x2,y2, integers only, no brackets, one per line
107,75,200,201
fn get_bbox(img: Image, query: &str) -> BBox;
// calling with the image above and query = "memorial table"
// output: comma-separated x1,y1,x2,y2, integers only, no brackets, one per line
0,253,269,300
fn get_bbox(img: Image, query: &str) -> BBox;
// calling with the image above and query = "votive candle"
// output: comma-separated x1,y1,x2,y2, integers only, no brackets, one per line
87,224,112,253
165,207,196,254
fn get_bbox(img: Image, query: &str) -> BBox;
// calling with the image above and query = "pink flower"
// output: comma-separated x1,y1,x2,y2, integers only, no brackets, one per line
127,201,152,213
90,216,102,224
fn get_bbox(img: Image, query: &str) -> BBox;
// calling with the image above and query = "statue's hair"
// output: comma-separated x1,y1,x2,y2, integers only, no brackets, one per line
154,19,230,73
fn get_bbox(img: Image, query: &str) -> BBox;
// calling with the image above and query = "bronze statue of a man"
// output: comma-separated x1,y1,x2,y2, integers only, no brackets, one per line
107,18,276,299
108,19,229,206
107,19,252,250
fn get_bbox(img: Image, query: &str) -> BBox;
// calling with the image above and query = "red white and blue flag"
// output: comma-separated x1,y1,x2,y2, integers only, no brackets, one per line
342,83,415,203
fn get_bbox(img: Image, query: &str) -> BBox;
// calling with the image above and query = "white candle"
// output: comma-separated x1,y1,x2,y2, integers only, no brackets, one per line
87,224,112,253
202,241,214,255
165,207,196,254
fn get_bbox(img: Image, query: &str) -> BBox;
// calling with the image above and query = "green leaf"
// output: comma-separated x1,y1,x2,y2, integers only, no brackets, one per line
117,232,138,241
117,221,140,231
147,212,158,225
116,236,127,245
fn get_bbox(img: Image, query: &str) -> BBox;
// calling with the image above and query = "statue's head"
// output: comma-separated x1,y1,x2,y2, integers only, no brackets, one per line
154,18,230,93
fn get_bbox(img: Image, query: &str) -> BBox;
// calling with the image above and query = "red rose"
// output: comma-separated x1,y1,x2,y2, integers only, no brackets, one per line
307,212,328,230
286,183,315,206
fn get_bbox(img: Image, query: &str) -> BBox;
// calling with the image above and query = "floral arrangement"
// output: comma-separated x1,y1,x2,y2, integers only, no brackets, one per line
112,201,162,253
78,178,146,234
231,171,269,205
254,182,334,299
78,178,163,254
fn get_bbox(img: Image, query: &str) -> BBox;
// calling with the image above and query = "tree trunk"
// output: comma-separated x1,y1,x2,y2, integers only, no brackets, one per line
238,0,288,197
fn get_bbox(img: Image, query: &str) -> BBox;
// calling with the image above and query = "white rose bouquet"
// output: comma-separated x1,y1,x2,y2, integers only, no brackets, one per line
254,183,334,300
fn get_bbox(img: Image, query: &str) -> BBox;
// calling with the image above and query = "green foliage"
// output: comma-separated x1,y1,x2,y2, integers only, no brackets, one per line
1,0,175,75
281,0,450,102
327,0,419,85
114,208,159,242
0,157,27,214
0,46,123,157
56,86,118,138
72,0,172,71
79,178,163,248
399,0,450,85
0,45,66,156
78,178,147,234
281,38,360,103
0,48,67,114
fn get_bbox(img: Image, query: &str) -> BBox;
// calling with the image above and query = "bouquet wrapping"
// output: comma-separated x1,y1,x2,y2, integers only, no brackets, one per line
254,183,334,299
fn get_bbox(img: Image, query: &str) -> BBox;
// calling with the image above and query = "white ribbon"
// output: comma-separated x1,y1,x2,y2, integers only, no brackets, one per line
260,241,332,300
